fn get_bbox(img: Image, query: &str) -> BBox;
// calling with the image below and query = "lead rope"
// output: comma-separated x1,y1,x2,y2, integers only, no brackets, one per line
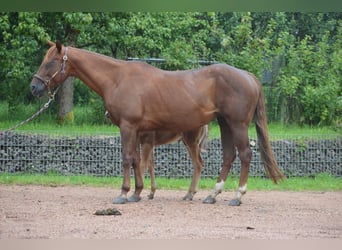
3,47,69,132
3,86,60,132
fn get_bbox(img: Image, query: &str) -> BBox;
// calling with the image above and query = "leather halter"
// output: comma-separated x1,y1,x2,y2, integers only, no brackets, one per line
33,47,69,97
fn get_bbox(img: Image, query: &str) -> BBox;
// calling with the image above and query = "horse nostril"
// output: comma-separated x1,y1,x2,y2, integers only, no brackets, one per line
30,84,36,92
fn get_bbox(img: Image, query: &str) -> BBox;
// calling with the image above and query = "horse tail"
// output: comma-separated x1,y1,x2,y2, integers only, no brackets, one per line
199,124,209,152
254,87,286,184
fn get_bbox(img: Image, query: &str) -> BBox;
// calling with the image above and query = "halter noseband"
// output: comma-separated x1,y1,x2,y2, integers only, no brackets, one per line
33,47,69,97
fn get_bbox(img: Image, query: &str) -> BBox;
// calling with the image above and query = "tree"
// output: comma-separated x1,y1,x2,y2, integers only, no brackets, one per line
0,12,49,117
1,12,341,126
51,12,93,125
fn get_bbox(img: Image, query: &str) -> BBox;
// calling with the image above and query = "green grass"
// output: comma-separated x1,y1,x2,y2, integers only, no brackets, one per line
0,102,120,135
208,122,341,140
1,117,340,139
1,122,120,135
1,101,341,138
0,173,341,191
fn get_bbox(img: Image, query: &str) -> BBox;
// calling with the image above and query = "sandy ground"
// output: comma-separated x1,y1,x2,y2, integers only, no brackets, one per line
0,185,341,239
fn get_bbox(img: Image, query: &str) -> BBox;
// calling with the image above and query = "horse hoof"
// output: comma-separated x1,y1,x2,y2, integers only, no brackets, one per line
229,198,242,206
182,193,194,201
128,194,141,202
147,193,154,200
203,195,216,204
113,196,127,204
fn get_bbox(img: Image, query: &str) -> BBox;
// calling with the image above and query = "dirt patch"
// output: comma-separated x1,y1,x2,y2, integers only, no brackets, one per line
0,185,341,239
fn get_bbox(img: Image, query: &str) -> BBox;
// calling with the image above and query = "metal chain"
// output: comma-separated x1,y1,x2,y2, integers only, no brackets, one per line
4,87,60,132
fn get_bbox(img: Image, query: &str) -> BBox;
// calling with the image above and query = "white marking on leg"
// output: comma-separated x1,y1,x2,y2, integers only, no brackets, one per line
213,180,225,195
236,184,247,200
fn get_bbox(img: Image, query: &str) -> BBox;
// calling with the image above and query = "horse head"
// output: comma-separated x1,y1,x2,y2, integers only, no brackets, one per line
30,41,70,98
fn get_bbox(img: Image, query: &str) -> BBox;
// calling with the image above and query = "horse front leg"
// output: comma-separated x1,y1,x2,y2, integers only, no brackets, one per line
182,145,203,201
182,129,204,201
113,125,143,204
127,144,143,202
113,149,132,204
147,151,156,199
141,142,156,199
128,149,143,202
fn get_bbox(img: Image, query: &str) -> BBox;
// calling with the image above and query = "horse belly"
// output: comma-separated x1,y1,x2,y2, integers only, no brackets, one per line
142,110,214,133
142,100,216,132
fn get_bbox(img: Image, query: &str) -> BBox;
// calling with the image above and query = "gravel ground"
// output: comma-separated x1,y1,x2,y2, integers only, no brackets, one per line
0,185,341,239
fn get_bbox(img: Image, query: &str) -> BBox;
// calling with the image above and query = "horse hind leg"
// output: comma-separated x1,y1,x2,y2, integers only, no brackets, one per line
228,125,252,206
203,118,236,204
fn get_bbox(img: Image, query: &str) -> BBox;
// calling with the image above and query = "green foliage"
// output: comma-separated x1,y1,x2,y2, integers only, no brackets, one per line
0,13,50,115
302,83,340,125
276,27,341,125
214,12,269,77
1,12,341,127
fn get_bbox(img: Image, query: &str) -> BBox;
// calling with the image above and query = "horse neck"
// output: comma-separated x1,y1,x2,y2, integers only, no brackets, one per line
67,47,122,98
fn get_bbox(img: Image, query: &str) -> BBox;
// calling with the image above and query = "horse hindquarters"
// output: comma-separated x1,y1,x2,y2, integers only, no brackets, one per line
204,83,285,206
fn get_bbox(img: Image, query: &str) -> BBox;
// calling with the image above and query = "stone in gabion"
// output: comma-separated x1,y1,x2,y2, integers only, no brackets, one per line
0,131,341,178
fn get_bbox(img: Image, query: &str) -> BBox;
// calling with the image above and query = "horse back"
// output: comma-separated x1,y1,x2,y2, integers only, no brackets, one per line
107,62,261,132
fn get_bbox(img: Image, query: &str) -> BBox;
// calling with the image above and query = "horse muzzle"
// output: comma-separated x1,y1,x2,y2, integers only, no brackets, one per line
30,80,46,98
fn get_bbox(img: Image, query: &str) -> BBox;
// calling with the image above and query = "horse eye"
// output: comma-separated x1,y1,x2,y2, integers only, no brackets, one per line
45,60,57,70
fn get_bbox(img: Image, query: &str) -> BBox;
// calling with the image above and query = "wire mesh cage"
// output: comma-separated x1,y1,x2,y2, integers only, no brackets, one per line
0,131,341,178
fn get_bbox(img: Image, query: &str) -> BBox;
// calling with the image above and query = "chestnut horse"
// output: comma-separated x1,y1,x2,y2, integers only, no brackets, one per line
106,111,209,200
30,41,285,206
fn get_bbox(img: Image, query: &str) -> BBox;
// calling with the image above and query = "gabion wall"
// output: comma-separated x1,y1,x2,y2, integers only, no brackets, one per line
0,131,341,177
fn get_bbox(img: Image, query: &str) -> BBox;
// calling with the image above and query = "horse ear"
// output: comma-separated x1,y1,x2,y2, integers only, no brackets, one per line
47,40,55,47
56,41,62,53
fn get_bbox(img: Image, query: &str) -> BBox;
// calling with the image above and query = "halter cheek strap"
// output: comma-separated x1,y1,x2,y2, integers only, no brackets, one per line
61,47,68,74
